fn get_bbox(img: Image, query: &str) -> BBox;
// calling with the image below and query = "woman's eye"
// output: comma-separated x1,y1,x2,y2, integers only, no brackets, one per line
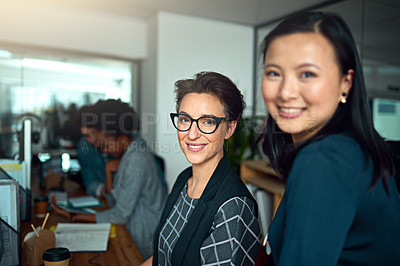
202,118,216,125
300,72,315,78
179,117,190,123
265,71,279,77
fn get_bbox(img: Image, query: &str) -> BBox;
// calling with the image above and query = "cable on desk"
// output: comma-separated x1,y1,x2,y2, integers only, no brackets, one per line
88,253,101,266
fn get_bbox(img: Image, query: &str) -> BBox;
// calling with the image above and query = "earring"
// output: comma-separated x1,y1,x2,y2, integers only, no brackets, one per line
341,92,347,104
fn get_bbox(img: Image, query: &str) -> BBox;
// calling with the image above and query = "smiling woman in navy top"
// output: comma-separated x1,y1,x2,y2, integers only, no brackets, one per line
259,11,400,265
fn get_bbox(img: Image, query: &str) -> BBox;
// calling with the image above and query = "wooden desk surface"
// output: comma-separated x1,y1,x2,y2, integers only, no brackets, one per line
241,160,279,177
240,160,284,194
21,179,144,266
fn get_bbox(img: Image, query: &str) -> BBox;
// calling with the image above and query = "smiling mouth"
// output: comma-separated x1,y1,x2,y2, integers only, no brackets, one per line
278,107,305,118
187,143,206,151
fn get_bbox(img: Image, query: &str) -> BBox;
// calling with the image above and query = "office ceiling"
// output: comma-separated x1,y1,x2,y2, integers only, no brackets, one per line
20,0,399,63
26,0,332,26
2,0,336,68
4,0,399,71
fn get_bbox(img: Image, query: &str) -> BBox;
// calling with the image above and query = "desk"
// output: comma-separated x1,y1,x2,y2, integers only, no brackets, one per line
21,180,144,266
240,160,285,215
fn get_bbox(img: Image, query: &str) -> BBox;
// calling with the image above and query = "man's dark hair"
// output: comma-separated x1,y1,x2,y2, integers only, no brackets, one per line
91,99,140,137
73,105,95,129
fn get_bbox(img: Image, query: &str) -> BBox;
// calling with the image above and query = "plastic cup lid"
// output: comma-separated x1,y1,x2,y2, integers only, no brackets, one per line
42,247,71,262
34,196,49,202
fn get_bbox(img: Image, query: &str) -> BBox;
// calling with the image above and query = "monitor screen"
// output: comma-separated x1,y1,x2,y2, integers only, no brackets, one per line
372,98,400,141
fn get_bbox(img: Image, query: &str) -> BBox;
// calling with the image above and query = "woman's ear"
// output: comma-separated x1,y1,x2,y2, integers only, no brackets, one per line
224,120,237,140
340,69,354,97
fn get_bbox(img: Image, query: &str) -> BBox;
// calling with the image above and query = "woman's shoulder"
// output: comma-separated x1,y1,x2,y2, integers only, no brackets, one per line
212,196,258,233
212,196,260,235
303,134,359,149
291,134,372,189
218,196,257,216
300,134,364,163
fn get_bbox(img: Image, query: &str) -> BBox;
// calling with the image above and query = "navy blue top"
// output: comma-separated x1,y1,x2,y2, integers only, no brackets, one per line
268,134,400,265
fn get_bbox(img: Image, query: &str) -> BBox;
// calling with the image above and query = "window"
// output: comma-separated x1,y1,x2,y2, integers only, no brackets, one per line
0,47,134,158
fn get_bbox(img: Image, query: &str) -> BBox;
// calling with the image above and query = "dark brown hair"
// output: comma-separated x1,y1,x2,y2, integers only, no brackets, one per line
174,71,246,126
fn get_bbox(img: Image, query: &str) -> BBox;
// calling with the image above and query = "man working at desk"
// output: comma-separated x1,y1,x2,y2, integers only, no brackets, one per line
52,99,166,260
75,104,168,196
74,104,115,196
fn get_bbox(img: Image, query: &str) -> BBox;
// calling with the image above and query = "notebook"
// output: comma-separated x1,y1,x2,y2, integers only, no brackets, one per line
68,196,101,208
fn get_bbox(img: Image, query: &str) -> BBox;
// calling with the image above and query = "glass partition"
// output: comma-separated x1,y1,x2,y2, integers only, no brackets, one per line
0,46,134,158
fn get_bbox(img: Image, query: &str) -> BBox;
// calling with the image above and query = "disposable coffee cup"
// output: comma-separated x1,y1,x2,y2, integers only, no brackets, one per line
34,196,49,218
42,247,71,266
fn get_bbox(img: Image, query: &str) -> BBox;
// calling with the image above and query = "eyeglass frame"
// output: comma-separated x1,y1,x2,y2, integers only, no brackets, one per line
170,113,227,134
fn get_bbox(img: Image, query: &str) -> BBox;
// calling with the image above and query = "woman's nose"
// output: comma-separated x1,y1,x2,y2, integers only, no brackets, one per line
279,76,298,101
188,121,201,139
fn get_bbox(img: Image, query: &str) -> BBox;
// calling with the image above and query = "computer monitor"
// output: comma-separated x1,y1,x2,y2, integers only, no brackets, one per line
0,167,12,180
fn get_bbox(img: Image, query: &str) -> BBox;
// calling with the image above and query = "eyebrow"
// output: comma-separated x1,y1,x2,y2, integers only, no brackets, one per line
264,63,321,70
264,63,280,69
296,63,321,70
178,112,220,118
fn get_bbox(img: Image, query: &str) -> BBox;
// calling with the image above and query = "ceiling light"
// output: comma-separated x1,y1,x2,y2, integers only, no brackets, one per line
0,50,12,58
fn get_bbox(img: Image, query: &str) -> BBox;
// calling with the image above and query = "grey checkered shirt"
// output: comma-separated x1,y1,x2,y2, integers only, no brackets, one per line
157,184,260,265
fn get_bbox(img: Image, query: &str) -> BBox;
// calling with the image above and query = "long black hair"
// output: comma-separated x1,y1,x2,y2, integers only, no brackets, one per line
259,11,393,191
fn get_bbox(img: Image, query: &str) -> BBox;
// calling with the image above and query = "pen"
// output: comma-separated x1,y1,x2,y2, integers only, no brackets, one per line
31,224,39,238
41,212,50,230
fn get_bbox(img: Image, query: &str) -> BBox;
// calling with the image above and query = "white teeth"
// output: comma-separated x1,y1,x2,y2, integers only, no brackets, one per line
280,107,303,113
188,144,205,149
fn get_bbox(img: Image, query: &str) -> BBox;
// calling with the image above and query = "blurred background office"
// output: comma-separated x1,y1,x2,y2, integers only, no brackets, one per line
0,0,398,226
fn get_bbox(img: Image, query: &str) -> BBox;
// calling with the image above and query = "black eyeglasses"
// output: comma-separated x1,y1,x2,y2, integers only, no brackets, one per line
170,113,227,134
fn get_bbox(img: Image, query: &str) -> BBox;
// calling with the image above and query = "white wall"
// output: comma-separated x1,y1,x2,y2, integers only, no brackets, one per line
0,1,147,59
151,11,254,190
140,14,158,145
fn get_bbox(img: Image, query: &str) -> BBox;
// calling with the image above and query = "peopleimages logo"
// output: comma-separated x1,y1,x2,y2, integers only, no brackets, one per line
79,112,266,154
81,112,177,135
82,112,139,134
81,111,270,142
79,139,182,153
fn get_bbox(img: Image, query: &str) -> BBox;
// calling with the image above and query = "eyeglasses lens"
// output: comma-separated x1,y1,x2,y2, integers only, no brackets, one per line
174,114,217,134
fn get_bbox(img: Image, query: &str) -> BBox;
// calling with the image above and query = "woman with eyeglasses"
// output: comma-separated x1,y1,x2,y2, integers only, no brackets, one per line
141,71,260,266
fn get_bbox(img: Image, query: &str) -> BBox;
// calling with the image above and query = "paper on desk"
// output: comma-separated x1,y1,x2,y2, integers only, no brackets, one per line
0,160,27,189
54,223,111,252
